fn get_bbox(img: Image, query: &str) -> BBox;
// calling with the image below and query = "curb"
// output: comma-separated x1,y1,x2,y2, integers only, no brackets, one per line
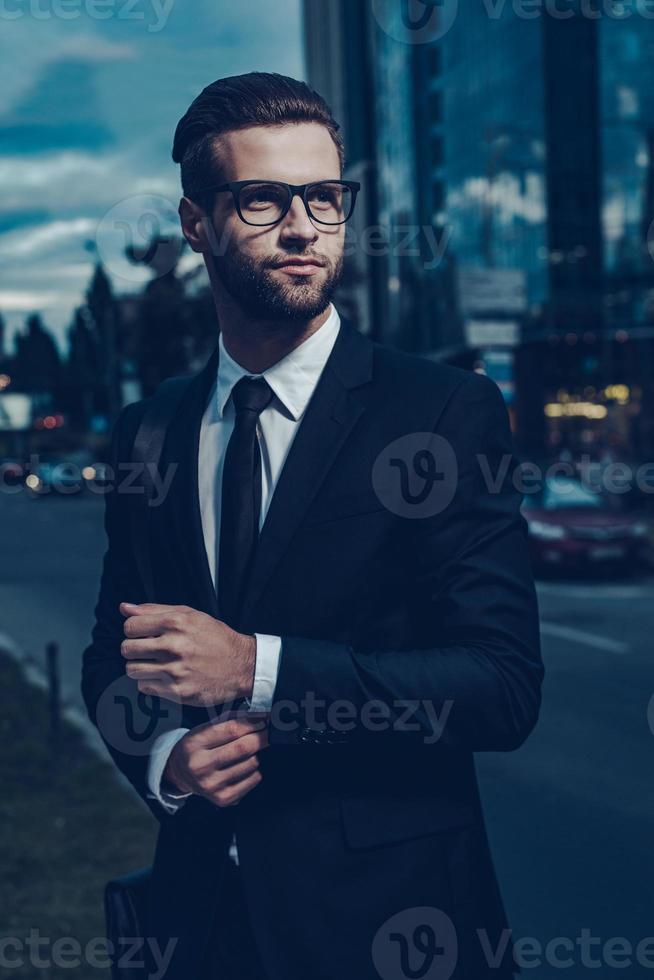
0,631,136,795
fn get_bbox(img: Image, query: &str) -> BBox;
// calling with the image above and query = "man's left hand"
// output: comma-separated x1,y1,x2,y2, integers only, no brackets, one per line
119,602,255,707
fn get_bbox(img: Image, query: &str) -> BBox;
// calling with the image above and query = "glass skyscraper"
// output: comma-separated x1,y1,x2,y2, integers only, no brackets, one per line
303,2,654,455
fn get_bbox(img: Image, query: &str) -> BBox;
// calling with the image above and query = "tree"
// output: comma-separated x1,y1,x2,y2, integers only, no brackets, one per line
85,263,122,416
13,313,62,396
65,306,101,426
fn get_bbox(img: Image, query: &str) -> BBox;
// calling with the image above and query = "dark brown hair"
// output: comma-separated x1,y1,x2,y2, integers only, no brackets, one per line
172,71,345,206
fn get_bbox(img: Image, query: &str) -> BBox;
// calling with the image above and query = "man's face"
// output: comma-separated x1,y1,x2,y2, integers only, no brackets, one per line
203,123,346,322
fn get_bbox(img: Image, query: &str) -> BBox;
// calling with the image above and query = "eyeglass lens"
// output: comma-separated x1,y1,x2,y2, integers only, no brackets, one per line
238,182,353,225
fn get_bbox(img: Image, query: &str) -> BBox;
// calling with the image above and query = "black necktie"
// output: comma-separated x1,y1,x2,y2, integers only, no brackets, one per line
218,375,274,627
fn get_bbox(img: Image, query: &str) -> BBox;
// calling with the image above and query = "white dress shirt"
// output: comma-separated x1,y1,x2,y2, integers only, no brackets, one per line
146,303,342,815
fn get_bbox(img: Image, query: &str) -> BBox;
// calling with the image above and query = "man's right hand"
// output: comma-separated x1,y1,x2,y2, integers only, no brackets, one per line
162,716,268,808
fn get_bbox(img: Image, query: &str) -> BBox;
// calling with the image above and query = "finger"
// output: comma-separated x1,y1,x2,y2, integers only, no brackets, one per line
125,662,170,681
210,769,263,808
211,729,269,766
214,754,260,787
121,637,171,660
195,717,269,749
134,679,173,700
122,614,171,638
120,602,189,617
224,769,263,806
240,710,269,725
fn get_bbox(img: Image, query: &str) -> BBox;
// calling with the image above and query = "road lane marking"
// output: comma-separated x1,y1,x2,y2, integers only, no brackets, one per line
540,621,629,654
537,582,653,600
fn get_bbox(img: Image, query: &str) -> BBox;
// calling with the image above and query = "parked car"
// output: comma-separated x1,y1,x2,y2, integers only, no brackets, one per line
0,459,26,487
522,476,649,569
25,452,109,497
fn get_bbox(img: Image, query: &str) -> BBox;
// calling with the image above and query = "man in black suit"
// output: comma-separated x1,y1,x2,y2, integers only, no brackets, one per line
82,72,543,980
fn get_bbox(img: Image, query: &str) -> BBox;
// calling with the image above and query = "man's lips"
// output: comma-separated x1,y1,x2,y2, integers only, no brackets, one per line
271,259,326,276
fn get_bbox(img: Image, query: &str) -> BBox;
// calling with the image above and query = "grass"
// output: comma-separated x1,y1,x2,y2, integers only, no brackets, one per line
0,653,156,977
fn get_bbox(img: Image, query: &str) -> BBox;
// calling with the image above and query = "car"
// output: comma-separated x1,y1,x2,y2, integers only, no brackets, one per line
521,475,649,569
24,452,109,497
0,459,26,487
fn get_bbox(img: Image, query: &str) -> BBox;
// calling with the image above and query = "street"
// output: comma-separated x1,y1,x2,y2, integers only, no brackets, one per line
1,490,653,976
479,573,654,976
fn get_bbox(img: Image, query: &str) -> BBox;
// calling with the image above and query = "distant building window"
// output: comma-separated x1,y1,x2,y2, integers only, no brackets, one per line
427,44,441,77
431,135,444,167
430,90,442,124
432,179,445,211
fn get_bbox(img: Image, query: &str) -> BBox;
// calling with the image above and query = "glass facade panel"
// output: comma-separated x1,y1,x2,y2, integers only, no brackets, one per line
439,10,548,309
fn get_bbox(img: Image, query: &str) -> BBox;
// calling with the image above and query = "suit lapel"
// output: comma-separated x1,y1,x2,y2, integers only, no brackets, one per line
161,342,221,617
239,318,374,627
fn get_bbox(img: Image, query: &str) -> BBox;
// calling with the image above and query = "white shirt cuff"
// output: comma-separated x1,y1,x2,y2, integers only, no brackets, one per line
248,633,282,712
146,727,192,815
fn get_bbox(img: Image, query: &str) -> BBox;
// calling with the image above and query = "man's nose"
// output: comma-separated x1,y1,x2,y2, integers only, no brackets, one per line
279,195,319,241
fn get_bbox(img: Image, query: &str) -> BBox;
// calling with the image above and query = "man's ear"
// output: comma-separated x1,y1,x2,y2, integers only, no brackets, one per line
178,196,213,254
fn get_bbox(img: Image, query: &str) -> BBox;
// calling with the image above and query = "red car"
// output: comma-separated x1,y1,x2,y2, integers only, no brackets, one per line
522,476,649,569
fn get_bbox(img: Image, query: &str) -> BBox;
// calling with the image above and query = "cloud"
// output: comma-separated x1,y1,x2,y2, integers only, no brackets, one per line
0,150,179,212
0,22,137,114
0,0,305,348
0,218,96,260
0,152,115,192
51,35,138,64
0,290,67,312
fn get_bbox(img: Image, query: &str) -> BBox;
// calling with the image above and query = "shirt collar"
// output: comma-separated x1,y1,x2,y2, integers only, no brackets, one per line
216,303,341,422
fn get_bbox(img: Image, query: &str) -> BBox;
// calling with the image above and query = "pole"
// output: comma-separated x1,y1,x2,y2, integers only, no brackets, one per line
46,641,61,752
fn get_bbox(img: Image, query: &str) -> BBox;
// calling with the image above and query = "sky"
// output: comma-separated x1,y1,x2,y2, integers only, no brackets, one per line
0,0,304,352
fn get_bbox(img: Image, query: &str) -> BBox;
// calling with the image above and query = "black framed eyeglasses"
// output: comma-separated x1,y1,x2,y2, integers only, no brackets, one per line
193,179,361,226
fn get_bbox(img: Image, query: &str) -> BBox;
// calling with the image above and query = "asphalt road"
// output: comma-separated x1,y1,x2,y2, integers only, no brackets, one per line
1,489,652,977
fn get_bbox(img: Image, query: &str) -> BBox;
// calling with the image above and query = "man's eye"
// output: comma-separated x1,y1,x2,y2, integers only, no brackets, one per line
308,185,341,209
242,186,286,209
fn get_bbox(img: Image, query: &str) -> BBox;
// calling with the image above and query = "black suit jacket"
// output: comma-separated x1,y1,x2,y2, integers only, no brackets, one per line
81,317,543,980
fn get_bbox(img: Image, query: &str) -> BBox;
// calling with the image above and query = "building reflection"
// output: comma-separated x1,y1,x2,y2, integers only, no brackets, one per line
302,1,654,461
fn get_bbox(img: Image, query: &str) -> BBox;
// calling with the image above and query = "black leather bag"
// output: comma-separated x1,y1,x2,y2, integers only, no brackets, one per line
104,868,153,978
103,375,193,979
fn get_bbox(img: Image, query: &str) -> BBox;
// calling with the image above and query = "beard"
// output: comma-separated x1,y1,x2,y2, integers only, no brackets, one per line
211,232,344,323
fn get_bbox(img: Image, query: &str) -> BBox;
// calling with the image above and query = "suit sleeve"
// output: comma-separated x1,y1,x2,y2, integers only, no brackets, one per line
268,372,544,752
80,402,178,824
